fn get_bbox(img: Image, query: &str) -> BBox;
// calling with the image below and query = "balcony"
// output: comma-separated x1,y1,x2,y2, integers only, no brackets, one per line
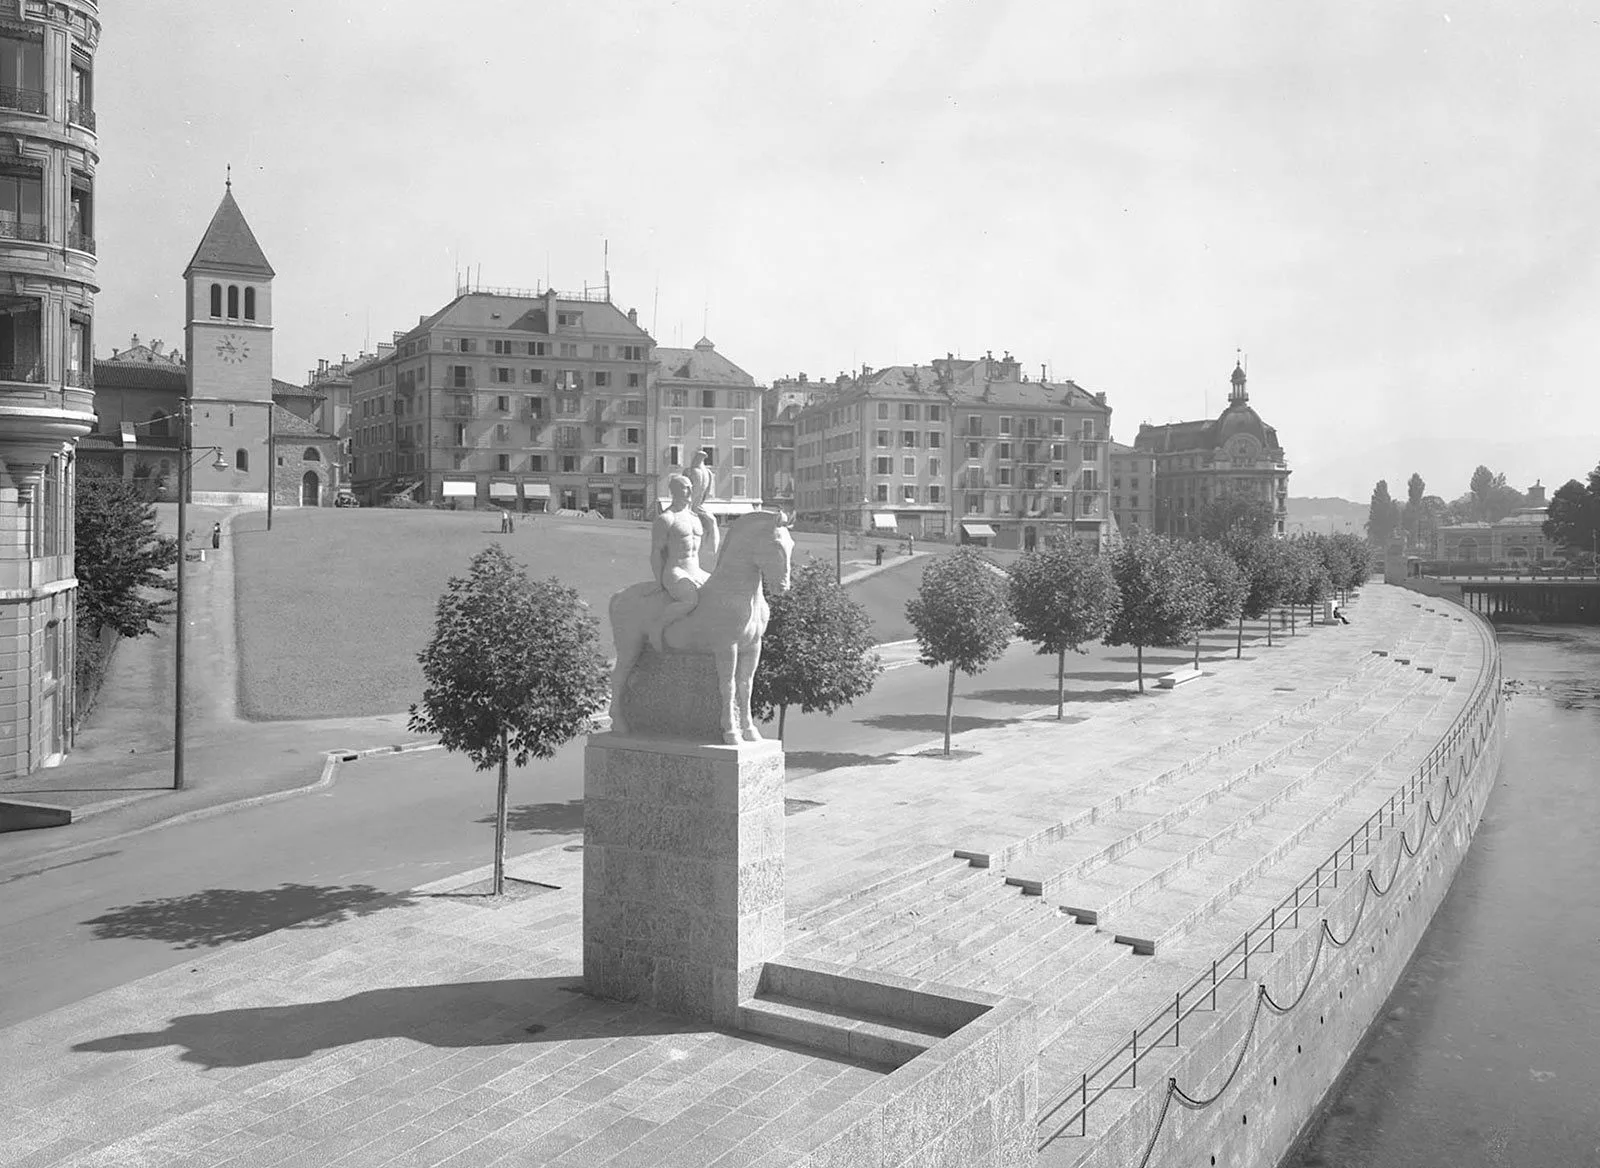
67,228,95,254
67,101,95,132
64,367,91,388
0,86,46,116
442,405,474,419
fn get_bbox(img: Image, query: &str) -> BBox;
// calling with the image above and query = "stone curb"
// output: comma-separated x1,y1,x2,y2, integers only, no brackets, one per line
0,739,444,866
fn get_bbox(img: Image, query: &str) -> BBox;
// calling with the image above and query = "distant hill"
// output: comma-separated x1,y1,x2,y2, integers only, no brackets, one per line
1287,496,1367,536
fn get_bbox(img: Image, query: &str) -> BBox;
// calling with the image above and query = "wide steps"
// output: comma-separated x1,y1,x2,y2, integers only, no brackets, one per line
800,870,1028,966
736,992,945,1070
1054,681,1441,927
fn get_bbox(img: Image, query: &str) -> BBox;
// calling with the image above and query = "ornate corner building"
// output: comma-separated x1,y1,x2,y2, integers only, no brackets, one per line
0,0,99,778
1134,362,1291,538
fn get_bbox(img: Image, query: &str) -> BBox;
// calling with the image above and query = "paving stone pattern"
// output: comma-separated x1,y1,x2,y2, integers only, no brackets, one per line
0,585,1479,1167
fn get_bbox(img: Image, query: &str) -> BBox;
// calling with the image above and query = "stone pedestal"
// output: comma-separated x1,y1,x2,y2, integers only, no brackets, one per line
582,733,785,1025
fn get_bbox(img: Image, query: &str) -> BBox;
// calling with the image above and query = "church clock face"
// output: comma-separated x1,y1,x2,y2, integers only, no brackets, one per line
215,333,250,364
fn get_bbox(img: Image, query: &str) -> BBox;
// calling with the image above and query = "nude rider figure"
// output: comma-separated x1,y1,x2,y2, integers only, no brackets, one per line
649,472,720,650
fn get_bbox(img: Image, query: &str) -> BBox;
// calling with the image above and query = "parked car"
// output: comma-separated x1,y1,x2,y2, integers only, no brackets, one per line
334,492,360,508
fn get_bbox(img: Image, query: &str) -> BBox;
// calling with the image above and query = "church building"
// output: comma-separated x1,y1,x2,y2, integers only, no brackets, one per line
1134,362,1291,538
182,182,276,506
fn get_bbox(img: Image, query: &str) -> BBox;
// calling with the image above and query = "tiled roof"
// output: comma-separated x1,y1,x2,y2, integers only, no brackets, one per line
273,378,324,399
946,378,1104,410
184,188,275,278
399,292,644,340
654,340,756,387
92,360,186,392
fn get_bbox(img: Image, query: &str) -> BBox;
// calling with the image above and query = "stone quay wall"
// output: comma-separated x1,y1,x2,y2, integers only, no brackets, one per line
1061,603,1504,1168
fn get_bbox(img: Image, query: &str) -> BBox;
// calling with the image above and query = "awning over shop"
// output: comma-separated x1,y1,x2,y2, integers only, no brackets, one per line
441,480,477,498
120,422,136,447
489,482,518,499
961,522,998,538
871,513,898,531
523,483,552,498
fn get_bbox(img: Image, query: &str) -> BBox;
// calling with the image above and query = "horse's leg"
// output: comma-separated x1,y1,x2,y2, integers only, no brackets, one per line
609,607,642,735
736,636,762,741
714,645,739,745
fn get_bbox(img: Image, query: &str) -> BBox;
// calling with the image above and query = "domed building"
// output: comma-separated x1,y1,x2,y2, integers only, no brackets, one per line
1133,362,1290,538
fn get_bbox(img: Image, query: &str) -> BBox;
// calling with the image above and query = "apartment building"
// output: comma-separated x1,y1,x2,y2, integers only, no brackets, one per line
1109,442,1155,537
792,365,952,538
761,374,831,511
651,337,762,515
942,353,1114,550
0,1,101,776
351,285,653,515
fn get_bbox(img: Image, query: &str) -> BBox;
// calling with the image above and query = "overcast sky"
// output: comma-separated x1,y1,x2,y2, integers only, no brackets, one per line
95,1,1598,501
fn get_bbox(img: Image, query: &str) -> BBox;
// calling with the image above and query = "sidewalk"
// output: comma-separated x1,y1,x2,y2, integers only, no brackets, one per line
0,587,1455,1168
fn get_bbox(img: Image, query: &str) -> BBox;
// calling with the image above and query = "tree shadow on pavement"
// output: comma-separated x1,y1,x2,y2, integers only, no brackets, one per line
80,883,417,950
857,713,1026,734
963,687,1135,706
782,750,900,774
478,799,585,834
70,977,703,1069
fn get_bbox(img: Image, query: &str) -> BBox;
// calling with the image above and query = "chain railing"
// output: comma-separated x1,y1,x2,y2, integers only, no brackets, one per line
1038,608,1503,1151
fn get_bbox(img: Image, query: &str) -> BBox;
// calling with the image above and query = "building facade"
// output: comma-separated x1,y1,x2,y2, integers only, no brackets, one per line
0,0,100,777
651,337,762,516
1436,483,1557,564
1109,442,1155,537
1134,362,1290,539
183,183,277,506
351,286,654,515
789,353,1115,549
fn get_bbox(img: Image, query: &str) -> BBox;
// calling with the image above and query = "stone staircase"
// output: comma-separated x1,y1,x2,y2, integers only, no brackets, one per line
784,603,1482,1162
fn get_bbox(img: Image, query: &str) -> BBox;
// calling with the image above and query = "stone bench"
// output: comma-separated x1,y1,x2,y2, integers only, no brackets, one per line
1157,666,1204,689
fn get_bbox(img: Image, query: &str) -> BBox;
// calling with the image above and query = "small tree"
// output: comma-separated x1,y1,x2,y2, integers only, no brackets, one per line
410,545,609,895
1543,467,1600,560
1188,540,1246,669
1223,532,1296,653
752,557,884,738
1366,480,1397,546
1104,536,1210,692
905,547,1014,755
75,470,178,637
1008,536,1120,718
1198,491,1277,542
1284,539,1332,631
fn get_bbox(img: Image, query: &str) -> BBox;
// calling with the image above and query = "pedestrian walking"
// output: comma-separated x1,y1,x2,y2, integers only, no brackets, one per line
875,544,884,566
499,509,510,534
211,522,222,550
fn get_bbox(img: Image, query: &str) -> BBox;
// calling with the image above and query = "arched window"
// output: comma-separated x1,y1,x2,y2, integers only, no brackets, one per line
303,447,321,462
244,287,256,321
209,284,222,318
148,409,169,439
235,448,249,473
227,285,239,319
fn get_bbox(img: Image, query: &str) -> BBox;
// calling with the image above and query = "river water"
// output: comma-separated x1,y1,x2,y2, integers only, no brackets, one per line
1286,625,1600,1168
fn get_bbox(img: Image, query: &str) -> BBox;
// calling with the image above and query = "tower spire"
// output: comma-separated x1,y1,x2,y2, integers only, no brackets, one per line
226,163,231,191
1230,351,1248,405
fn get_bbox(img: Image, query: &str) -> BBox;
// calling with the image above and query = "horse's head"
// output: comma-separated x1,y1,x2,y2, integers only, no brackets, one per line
728,509,793,597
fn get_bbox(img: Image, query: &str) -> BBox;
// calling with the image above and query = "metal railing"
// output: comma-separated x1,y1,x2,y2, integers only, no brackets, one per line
0,86,46,115
67,228,95,254
0,361,44,383
1038,611,1503,1149
0,217,46,242
67,100,95,131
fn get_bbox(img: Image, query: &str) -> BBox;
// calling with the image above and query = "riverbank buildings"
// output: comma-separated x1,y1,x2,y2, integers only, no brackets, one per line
1134,361,1290,539
1109,442,1155,537
0,1,100,777
350,285,656,515
790,352,1115,549
650,337,764,517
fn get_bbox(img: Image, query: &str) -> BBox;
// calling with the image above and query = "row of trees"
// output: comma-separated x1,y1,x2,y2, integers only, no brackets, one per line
1370,465,1533,551
904,531,1370,753
1543,463,1600,562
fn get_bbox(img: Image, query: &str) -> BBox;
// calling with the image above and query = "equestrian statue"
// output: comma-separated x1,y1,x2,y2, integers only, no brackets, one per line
608,460,792,744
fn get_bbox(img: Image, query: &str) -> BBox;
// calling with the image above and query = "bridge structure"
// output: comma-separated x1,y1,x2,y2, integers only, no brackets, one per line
1413,569,1600,623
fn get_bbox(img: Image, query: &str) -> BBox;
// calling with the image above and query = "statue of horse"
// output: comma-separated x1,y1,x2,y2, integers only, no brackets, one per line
609,510,793,744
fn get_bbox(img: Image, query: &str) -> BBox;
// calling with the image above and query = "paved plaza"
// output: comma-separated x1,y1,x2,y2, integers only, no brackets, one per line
0,584,1484,1167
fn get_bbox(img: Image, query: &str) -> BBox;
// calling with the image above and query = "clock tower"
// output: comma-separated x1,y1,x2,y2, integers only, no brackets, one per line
183,179,276,505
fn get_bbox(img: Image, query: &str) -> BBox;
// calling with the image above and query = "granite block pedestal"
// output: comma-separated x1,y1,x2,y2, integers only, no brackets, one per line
582,731,785,1026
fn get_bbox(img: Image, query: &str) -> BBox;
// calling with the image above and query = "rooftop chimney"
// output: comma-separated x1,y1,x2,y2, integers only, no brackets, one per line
151,339,164,356
628,307,638,324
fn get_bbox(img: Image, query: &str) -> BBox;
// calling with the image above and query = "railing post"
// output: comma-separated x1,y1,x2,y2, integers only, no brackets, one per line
1081,1073,1088,1137
1211,960,1218,1010
1269,906,1277,951
1132,1029,1138,1088
1243,929,1251,980
1175,993,1182,1045
1292,884,1300,929
1314,867,1322,908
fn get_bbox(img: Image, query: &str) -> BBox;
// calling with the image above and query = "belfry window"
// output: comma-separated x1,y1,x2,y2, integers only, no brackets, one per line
209,284,222,318
244,287,256,321
227,285,239,319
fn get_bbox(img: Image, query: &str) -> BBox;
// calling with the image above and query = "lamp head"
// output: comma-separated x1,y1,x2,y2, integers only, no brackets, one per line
210,452,229,472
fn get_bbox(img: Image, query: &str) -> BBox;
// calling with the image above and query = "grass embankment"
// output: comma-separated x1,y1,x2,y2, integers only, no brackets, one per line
231,509,889,720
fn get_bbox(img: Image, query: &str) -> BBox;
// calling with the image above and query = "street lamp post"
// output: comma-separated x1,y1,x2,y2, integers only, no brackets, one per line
173,404,229,791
